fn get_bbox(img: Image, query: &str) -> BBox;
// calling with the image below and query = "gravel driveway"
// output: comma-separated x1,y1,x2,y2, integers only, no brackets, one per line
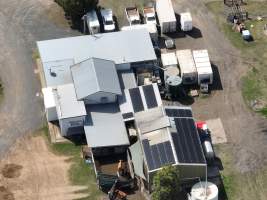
0,0,79,158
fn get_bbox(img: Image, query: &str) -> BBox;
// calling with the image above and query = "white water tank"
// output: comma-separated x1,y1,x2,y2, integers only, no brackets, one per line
190,182,218,200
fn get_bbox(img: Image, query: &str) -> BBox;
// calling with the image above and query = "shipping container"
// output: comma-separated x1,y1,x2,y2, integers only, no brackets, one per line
156,0,177,33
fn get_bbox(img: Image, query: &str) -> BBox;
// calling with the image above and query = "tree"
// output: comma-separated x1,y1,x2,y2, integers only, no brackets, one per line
55,0,98,28
152,165,181,200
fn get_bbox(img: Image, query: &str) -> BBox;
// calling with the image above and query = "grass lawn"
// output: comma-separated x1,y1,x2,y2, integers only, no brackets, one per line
41,127,104,200
215,145,267,200
206,1,267,115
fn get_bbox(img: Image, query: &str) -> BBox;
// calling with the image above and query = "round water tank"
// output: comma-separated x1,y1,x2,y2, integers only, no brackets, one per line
166,75,182,86
190,182,218,200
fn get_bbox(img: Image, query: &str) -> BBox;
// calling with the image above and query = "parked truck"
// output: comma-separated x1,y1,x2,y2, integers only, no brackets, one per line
100,9,116,32
84,10,100,34
143,6,157,24
125,6,141,25
156,0,177,33
176,49,197,85
180,12,193,32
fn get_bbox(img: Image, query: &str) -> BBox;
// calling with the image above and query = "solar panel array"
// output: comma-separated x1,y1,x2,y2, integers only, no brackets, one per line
165,107,206,164
165,108,193,118
142,139,175,171
128,85,158,113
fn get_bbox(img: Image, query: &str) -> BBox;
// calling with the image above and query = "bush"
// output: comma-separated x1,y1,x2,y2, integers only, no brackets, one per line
152,165,181,200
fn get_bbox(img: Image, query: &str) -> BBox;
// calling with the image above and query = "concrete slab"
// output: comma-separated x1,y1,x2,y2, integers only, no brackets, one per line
206,118,227,144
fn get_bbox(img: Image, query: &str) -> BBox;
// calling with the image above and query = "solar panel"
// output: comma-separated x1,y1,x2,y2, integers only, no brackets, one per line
142,139,155,170
151,145,161,169
165,108,193,118
142,85,158,109
164,141,175,164
129,88,144,113
172,118,206,164
142,139,175,171
122,112,134,119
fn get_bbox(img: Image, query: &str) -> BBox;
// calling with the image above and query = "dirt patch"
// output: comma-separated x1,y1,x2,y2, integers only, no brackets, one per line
2,164,23,178
0,135,89,200
0,186,14,200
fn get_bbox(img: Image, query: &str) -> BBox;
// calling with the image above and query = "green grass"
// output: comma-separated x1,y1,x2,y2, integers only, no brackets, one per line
206,1,267,115
214,144,267,200
41,127,103,200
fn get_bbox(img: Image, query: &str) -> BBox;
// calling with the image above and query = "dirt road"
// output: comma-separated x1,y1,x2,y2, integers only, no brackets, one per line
0,0,79,158
173,0,267,172
0,135,89,200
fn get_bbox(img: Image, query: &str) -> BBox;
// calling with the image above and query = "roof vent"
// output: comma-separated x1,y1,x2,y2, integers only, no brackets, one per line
49,68,57,77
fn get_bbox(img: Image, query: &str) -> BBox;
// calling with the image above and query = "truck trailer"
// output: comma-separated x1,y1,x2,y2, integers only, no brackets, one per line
176,49,197,84
156,0,177,33
192,50,213,85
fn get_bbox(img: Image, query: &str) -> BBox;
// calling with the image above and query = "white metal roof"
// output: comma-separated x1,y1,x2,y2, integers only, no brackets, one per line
176,49,197,74
156,0,176,23
37,29,156,65
42,59,74,87
117,69,137,90
119,83,162,121
121,24,157,34
42,87,56,109
84,103,129,148
71,58,121,100
54,83,86,119
161,52,177,67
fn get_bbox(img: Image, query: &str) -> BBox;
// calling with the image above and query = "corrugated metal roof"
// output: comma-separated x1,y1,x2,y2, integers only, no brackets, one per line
71,58,121,100
117,69,137,89
84,103,129,148
37,29,156,65
54,83,86,119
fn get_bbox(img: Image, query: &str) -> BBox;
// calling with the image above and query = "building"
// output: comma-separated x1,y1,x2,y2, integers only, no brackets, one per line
128,106,207,191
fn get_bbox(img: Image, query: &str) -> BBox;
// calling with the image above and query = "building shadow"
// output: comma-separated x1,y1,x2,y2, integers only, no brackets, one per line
210,63,223,91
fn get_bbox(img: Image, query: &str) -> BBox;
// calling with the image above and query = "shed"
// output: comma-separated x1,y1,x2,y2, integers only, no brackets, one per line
54,83,87,136
71,58,121,104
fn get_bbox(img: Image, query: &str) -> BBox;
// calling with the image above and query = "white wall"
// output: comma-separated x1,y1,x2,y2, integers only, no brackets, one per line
84,91,117,105
46,107,58,121
59,115,85,136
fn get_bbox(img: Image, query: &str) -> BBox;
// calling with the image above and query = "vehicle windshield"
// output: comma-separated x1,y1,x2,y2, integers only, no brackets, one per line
147,16,156,21
105,20,114,25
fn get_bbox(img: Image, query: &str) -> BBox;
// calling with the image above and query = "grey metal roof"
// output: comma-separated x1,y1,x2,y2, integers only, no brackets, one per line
37,29,156,65
117,69,137,89
54,83,86,119
42,59,74,87
84,103,129,148
71,58,121,100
